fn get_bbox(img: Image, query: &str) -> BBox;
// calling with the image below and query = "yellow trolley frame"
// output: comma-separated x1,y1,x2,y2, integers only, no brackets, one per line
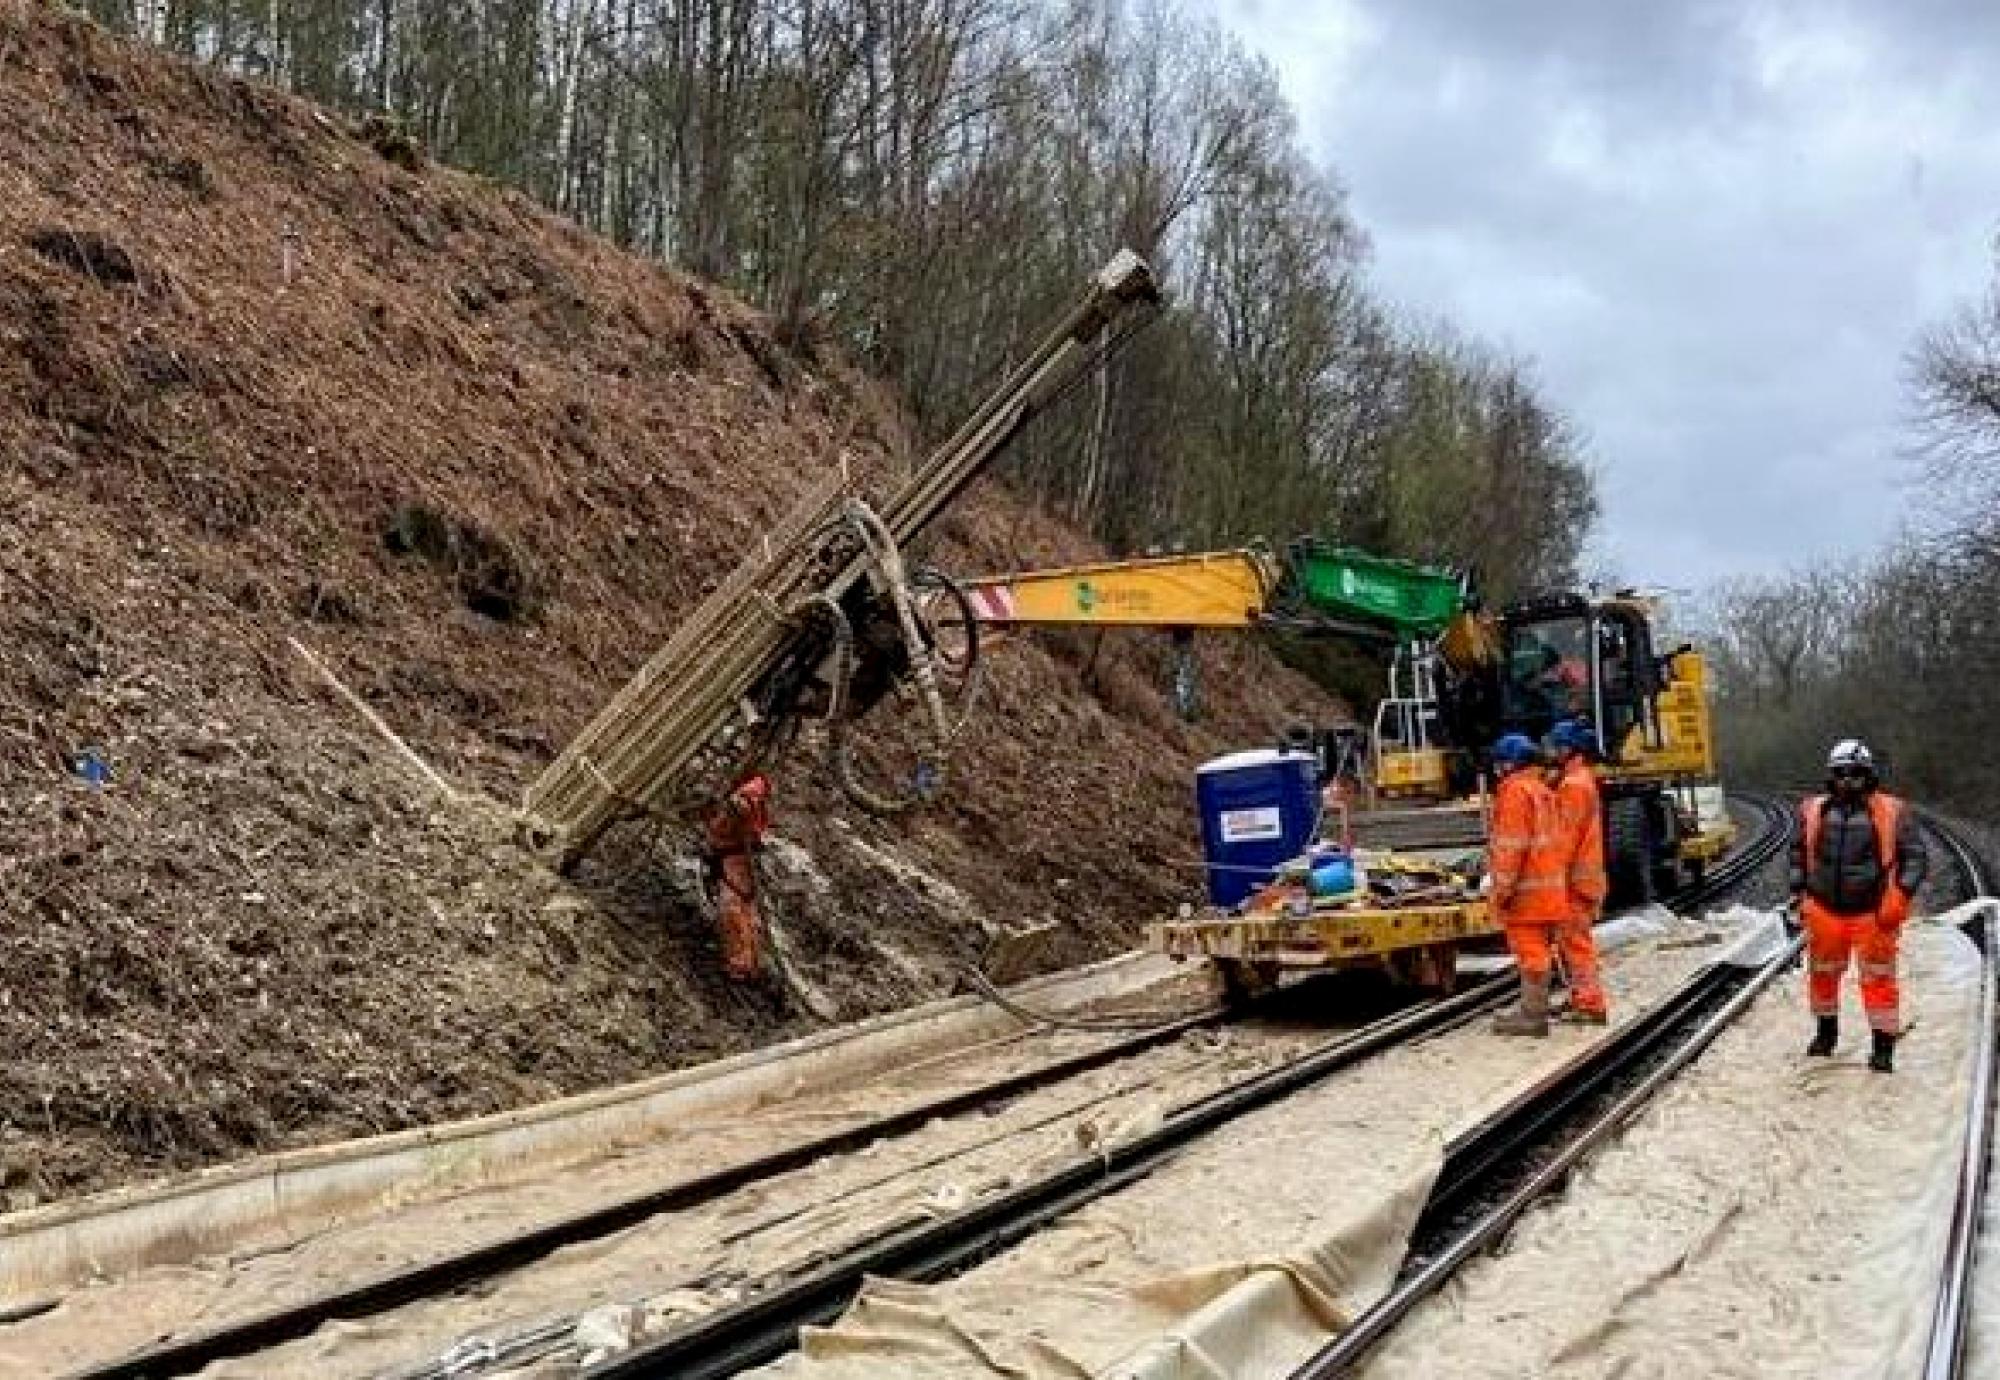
1147,893,1496,1000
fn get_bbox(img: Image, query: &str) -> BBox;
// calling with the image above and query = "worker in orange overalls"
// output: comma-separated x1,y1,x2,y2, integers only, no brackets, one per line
1792,739,1927,1072
1488,733,1571,1037
1547,719,1609,1024
703,773,772,981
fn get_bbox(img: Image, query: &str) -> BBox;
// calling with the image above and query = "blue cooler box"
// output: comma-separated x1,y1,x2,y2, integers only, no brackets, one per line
1195,748,1320,908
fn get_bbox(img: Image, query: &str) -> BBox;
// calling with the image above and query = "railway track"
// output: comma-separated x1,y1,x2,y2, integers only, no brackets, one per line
61,797,1794,1380
66,999,1242,1380
1287,930,1800,1377
1919,811,1997,1380
571,798,1795,1380
1287,803,1998,1380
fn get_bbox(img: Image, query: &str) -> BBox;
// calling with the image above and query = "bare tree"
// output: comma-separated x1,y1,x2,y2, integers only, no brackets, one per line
1912,243,2000,516
96,0,1600,655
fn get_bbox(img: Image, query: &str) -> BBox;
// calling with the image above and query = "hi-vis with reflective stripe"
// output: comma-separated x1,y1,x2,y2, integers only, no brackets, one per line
1556,760,1607,909
1488,771,1570,924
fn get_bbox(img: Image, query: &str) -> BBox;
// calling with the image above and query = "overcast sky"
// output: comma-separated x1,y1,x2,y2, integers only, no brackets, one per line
1205,0,2000,585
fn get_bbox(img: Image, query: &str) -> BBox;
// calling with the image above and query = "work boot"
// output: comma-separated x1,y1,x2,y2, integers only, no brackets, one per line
1492,977,1550,1037
1560,1004,1609,1027
1806,1016,1838,1057
1869,1030,1896,1074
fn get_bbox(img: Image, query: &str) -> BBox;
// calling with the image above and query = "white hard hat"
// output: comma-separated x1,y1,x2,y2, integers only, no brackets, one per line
1827,739,1875,772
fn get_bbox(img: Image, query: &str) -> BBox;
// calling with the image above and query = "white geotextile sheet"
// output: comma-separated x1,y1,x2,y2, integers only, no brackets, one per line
758,912,1774,1380
776,1137,1442,1380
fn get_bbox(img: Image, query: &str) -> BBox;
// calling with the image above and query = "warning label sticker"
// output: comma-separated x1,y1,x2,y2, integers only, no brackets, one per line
1219,807,1284,843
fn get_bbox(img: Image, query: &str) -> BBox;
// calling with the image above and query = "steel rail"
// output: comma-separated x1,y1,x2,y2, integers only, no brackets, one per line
1412,961,1737,1236
1921,812,1997,1380
68,1004,1227,1380
1290,931,1801,1378
1676,790,1791,909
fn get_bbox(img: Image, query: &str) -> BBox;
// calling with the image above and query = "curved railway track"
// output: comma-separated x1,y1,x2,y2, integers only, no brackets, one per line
63,797,1797,1380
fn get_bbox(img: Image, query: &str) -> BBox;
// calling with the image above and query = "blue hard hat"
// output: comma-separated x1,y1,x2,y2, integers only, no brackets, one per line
1492,732,1540,766
1549,719,1597,755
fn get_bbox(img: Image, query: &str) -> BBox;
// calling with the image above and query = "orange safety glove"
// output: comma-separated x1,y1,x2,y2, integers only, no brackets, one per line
1879,885,1912,930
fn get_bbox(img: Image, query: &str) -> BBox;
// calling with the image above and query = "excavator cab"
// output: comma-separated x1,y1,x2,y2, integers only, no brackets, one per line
1495,595,1663,762
1495,594,1708,900
1591,601,1668,761
1500,611,1591,741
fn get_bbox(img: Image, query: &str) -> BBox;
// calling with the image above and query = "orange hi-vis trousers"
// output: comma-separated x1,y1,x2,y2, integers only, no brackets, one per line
1505,921,1557,983
1507,918,1604,1013
1558,910,1608,1015
1803,897,1899,1034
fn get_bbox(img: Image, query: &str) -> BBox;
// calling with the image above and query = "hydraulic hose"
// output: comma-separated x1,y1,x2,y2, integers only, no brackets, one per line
830,499,957,816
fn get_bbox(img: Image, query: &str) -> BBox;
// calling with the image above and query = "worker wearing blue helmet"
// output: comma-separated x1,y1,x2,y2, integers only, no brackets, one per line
1546,718,1609,1023
1488,732,1567,1036
1548,718,1598,759
1491,733,1542,770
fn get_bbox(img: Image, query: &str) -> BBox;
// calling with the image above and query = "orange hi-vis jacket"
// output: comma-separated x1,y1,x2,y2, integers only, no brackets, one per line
1553,757,1608,914
1798,791,1912,1030
1489,768,1570,925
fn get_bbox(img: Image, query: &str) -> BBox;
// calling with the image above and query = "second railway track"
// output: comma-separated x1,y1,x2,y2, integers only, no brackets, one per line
1918,811,1997,1380
1288,925,1802,1378
1295,803,1998,1380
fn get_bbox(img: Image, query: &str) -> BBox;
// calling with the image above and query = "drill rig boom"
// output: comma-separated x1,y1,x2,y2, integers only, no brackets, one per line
523,251,1162,869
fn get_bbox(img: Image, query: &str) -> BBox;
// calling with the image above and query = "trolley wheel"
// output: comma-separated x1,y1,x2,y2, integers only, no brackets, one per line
1417,941,1461,996
1216,959,1281,1006
1388,943,1460,996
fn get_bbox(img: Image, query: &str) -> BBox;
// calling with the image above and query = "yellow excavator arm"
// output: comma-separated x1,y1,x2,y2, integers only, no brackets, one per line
962,543,1472,801
963,549,1281,628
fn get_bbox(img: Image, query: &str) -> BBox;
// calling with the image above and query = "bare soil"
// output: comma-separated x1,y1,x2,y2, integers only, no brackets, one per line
0,2,1337,1201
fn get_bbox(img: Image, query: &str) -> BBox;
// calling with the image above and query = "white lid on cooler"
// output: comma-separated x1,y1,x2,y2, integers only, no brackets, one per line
1195,748,1317,776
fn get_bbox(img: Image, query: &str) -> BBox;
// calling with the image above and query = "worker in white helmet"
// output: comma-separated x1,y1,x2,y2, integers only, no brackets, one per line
1790,740,1927,1072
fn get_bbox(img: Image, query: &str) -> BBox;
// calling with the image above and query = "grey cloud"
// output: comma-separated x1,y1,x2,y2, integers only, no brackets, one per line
1210,0,2000,582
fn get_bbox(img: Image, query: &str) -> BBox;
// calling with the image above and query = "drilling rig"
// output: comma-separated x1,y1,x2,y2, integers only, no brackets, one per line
519,251,1162,870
